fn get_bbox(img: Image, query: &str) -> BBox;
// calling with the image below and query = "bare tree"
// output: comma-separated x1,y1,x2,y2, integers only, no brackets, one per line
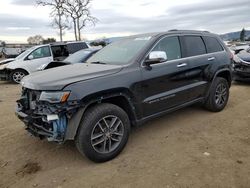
37,0,69,41
63,0,97,41
27,35,44,44
77,9,98,40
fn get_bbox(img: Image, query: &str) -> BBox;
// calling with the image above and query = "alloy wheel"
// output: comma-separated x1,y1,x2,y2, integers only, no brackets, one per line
91,115,124,154
215,83,227,106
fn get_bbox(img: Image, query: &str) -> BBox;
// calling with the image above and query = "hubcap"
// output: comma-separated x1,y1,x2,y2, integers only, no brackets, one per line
13,71,26,83
91,115,124,154
215,83,227,106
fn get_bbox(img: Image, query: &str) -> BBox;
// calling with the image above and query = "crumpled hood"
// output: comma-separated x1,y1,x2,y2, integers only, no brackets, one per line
22,63,123,90
0,58,15,65
237,52,250,63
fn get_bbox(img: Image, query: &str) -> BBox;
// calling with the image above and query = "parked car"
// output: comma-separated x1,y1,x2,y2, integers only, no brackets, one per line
2,47,22,58
0,41,89,83
39,48,100,70
16,30,232,162
233,47,250,81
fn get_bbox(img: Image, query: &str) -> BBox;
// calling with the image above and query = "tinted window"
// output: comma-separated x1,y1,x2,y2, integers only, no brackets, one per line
203,36,224,53
152,36,181,61
182,36,206,57
67,42,88,54
29,46,51,59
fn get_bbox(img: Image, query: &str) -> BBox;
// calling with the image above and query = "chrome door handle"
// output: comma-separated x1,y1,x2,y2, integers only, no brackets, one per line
177,63,187,68
208,57,215,61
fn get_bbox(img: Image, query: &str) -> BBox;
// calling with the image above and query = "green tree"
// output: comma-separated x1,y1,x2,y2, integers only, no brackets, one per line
240,28,246,41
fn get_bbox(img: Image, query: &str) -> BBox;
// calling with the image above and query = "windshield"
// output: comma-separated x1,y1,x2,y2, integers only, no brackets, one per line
64,50,92,63
15,46,39,60
87,36,152,65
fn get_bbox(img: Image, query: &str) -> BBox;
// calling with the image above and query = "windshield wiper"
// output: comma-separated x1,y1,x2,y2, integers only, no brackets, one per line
90,61,107,65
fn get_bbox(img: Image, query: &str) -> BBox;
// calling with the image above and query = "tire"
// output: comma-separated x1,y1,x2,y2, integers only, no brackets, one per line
10,69,28,84
75,103,131,163
204,77,229,112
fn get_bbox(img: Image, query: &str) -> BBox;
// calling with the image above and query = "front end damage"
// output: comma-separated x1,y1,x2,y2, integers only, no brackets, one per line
233,57,250,80
16,88,81,142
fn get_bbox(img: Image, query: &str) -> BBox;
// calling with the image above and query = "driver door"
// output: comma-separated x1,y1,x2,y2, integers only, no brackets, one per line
141,36,192,117
25,46,53,73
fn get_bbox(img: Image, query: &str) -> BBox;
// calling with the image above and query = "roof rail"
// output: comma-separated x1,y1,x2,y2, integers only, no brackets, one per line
168,29,178,32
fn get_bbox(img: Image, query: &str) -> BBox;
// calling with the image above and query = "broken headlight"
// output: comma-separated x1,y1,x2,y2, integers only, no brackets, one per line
39,91,70,103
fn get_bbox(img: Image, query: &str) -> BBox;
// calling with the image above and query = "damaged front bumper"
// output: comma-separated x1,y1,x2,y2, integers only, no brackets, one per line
16,88,82,142
233,61,250,81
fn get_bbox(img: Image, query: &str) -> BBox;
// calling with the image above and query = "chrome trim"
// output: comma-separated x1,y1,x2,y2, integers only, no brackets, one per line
140,34,226,68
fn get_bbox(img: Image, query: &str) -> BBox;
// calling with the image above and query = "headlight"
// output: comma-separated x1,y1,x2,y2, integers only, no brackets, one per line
39,91,70,103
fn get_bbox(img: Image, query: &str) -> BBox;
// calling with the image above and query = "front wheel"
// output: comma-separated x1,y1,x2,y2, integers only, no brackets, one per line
204,77,229,112
75,103,131,162
10,69,28,84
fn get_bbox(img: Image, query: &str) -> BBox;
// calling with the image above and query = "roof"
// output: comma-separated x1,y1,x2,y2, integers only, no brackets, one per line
126,30,217,39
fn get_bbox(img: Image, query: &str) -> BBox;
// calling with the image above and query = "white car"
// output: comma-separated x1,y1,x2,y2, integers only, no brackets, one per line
0,41,89,83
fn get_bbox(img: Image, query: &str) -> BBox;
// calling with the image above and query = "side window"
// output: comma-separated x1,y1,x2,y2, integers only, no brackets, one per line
182,36,206,57
203,36,224,53
67,43,88,54
152,36,181,61
29,46,51,59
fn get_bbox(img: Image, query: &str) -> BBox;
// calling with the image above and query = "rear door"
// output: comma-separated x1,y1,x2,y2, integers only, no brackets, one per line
141,35,193,117
179,35,211,101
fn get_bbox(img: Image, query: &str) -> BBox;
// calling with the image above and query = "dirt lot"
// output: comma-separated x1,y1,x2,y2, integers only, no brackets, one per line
0,82,250,188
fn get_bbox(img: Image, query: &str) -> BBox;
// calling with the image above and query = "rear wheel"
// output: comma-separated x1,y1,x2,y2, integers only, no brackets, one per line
204,77,229,112
75,103,130,162
10,69,28,84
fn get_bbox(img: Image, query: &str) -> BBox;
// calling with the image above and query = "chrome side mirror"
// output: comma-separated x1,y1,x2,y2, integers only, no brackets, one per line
145,51,167,68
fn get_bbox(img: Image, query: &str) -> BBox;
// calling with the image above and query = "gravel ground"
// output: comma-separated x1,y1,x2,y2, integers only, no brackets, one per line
0,81,250,188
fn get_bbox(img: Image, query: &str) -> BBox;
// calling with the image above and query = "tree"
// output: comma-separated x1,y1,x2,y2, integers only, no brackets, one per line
27,35,44,44
240,28,246,41
63,0,97,41
42,38,56,44
37,0,69,41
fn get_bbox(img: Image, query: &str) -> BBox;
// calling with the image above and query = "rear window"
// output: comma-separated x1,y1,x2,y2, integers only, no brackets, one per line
67,42,88,54
182,36,206,57
203,36,224,53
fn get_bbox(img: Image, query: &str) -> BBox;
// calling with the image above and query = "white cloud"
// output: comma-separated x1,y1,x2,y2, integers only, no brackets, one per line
0,0,249,42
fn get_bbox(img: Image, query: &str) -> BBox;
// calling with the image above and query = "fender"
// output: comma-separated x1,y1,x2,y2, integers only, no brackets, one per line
65,91,138,140
205,68,232,99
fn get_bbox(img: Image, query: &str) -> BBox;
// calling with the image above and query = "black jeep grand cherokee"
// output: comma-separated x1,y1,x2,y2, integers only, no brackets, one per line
16,30,233,162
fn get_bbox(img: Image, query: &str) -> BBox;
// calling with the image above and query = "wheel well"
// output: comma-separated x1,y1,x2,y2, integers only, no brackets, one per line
11,68,29,75
216,71,231,87
85,96,137,126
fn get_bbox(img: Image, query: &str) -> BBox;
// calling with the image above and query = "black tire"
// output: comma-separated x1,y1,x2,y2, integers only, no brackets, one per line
10,69,28,84
75,103,131,163
204,77,229,112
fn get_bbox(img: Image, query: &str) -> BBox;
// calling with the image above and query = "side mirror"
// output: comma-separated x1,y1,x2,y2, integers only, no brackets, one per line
144,51,167,67
28,55,34,60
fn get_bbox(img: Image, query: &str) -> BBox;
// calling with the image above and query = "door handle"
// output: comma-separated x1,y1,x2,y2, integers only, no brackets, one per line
208,57,215,61
177,63,187,68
